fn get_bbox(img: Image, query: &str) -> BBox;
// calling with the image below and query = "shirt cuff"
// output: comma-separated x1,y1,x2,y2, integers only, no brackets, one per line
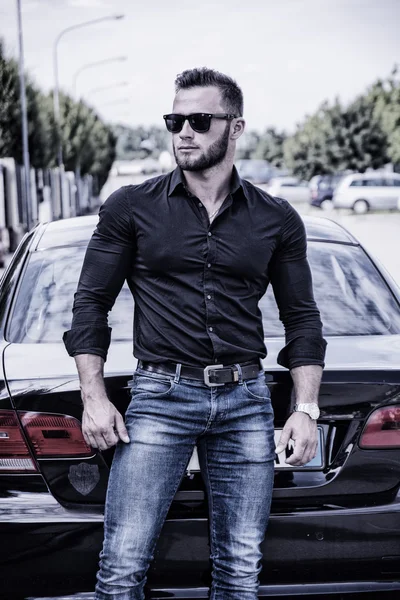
62,326,112,362
277,335,327,370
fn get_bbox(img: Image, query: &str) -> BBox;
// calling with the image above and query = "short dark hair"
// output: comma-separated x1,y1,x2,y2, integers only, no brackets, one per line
174,67,244,117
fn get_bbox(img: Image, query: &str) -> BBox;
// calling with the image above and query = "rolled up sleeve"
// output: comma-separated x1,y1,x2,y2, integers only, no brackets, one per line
269,202,327,370
63,186,135,361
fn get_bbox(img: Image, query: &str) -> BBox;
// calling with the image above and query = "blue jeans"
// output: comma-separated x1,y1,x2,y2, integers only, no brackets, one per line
95,365,275,600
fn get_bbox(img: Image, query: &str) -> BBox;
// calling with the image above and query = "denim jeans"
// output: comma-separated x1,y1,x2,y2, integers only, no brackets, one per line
95,365,275,600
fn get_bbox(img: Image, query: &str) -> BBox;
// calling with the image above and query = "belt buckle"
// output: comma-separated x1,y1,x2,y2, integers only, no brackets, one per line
204,364,224,387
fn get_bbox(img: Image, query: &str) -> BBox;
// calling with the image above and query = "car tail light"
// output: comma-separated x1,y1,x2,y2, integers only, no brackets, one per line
359,405,400,449
311,190,318,199
20,412,93,458
0,410,37,472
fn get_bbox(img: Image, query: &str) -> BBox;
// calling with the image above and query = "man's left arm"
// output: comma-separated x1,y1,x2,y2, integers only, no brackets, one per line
269,202,327,466
275,364,322,465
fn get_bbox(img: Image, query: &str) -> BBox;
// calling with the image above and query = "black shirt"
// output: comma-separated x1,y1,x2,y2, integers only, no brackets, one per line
63,167,327,369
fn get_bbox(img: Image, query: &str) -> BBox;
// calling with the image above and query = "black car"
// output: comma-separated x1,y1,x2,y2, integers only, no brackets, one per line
309,174,346,210
1,214,400,599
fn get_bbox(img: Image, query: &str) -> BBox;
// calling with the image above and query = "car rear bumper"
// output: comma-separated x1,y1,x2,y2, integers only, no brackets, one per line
1,487,400,597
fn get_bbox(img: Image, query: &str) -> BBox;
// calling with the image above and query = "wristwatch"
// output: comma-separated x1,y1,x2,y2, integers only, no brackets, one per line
293,403,320,420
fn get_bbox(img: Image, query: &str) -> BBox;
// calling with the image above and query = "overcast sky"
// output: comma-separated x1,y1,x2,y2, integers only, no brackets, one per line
1,0,399,132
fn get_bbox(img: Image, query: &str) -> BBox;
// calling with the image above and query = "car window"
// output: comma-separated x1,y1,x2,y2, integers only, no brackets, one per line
363,178,383,187
261,241,400,336
8,247,133,344
349,179,363,187
390,178,400,187
7,241,400,344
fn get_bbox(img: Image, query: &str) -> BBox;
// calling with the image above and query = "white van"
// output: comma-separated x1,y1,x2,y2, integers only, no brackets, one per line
333,172,400,214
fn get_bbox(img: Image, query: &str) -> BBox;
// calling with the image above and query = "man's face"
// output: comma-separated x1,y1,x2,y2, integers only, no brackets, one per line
171,86,233,172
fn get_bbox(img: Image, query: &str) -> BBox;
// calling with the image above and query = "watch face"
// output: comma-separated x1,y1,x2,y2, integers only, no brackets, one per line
296,403,320,420
309,404,320,420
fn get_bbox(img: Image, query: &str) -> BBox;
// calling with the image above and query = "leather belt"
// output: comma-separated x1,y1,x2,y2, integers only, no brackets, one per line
138,360,261,387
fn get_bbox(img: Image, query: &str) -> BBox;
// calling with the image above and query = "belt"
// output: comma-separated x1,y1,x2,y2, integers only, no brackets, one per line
138,360,261,387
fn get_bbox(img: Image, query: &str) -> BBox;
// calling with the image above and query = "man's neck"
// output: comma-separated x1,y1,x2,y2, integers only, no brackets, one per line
183,163,234,206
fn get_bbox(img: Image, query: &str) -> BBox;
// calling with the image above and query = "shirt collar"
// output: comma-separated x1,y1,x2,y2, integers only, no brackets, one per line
168,165,248,200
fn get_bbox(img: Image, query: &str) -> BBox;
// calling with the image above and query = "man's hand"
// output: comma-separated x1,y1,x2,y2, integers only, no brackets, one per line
81,396,130,451
275,412,318,466
74,354,130,450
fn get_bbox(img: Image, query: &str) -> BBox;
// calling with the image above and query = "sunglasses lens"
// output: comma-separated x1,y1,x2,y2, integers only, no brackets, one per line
165,115,184,133
190,114,210,132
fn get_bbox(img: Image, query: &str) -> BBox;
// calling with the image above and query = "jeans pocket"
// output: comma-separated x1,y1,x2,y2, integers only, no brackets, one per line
243,374,271,403
131,372,175,398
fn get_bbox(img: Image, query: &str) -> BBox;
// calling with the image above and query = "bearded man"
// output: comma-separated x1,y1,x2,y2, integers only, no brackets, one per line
64,67,326,600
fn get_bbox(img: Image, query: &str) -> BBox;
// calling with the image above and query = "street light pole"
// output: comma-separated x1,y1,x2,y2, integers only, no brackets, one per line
53,14,124,168
86,81,129,100
16,0,31,231
73,57,127,98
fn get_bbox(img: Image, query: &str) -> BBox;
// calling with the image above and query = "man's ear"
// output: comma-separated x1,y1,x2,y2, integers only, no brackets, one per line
231,118,245,140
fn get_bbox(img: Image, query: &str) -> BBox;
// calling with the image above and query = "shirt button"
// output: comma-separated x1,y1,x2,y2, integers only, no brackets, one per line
198,202,202,208
207,295,211,300
209,326,213,332
208,232,212,237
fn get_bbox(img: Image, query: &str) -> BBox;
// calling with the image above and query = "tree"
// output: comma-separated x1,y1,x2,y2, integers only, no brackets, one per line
0,40,55,169
253,127,287,167
55,93,116,189
372,68,400,169
113,124,170,161
235,130,260,160
283,96,389,180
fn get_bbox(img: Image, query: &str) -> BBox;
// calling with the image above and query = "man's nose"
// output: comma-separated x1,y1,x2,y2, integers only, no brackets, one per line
179,119,194,138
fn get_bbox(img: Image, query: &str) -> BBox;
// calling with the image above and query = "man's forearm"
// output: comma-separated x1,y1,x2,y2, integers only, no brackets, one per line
290,364,323,405
74,354,107,405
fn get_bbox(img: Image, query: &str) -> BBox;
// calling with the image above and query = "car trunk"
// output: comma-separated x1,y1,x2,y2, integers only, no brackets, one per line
3,336,400,513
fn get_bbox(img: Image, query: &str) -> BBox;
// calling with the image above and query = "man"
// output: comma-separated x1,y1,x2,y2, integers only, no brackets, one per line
63,67,326,600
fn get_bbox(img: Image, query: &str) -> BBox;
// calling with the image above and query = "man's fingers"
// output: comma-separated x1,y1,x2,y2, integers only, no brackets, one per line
276,426,292,454
286,438,318,466
114,411,130,443
285,438,308,465
81,401,128,450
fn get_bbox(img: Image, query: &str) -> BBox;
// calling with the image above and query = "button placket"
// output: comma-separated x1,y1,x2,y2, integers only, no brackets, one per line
204,225,218,350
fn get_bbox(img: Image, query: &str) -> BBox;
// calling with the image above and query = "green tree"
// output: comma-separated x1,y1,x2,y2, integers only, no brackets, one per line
0,40,55,168
253,127,287,167
284,96,389,180
113,124,169,160
235,130,260,160
56,93,116,189
372,68,400,168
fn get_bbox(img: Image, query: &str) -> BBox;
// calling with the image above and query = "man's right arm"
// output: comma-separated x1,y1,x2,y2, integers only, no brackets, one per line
63,187,135,449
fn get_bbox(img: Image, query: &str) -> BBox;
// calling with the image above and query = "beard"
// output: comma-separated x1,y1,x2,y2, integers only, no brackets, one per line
173,122,231,171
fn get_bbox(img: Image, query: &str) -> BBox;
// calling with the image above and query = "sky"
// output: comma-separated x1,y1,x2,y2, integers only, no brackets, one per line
0,0,399,133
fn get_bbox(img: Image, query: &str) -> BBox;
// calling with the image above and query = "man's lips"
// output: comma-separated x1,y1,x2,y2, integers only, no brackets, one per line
178,146,198,150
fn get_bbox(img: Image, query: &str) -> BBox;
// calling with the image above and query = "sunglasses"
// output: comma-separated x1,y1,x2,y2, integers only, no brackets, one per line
163,113,238,134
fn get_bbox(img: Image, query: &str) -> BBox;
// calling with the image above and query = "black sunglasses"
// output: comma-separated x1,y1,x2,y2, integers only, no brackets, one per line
163,113,238,133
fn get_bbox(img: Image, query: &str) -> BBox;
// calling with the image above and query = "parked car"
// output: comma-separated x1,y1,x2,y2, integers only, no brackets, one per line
112,158,160,177
309,174,346,210
1,214,400,599
333,172,400,214
236,159,276,184
267,176,310,203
